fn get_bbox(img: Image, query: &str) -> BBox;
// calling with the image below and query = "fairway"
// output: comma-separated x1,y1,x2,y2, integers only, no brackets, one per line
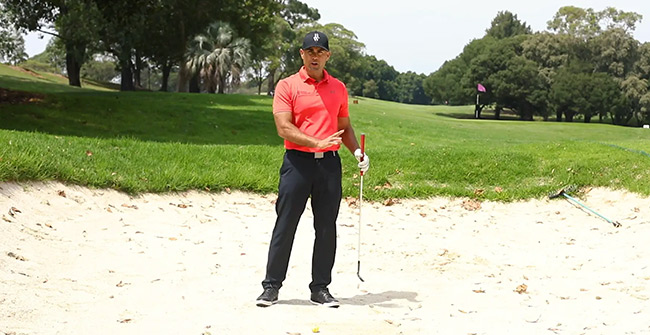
2,64,650,200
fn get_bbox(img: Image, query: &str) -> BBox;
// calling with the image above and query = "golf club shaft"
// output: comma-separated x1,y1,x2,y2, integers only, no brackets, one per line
357,133,365,282
357,173,364,281
562,193,619,226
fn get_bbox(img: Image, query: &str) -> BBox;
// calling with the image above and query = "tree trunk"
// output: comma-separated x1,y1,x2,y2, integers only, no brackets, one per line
120,48,135,91
495,107,501,120
556,110,563,122
65,42,83,87
519,110,533,121
564,111,575,122
177,65,189,92
189,73,200,93
267,68,276,95
59,5,82,87
217,76,226,94
624,113,634,125
120,65,135,91
584,114,592,123
634,112,642,127
65,51,82,87
257,67,263,95
159,60,171,92
133,51,143,89
207,78,216,93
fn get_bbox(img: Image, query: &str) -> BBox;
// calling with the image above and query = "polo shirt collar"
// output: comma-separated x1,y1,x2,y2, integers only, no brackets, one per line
299,66,330,84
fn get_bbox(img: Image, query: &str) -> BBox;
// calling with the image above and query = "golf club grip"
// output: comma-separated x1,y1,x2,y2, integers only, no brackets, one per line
360,134,366,176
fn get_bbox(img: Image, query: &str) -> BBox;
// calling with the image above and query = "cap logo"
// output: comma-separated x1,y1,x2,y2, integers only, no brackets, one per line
313,33,320,42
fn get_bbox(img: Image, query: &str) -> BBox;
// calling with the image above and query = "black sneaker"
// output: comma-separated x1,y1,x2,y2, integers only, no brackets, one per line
256,288,279,307
310,288,340,308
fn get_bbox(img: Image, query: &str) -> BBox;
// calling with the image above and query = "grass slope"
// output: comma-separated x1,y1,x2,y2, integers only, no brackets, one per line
2,64,650,200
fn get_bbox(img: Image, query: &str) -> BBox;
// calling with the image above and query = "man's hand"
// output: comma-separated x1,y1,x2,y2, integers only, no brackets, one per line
315,129,344,149
354,148,369,173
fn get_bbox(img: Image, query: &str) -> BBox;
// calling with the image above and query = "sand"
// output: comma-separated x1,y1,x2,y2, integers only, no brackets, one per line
1,181,649,335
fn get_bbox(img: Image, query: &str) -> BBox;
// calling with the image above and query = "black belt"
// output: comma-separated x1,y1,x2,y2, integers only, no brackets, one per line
287,149,337,159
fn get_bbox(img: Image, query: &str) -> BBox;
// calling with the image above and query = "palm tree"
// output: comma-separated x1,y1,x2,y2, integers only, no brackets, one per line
185,22,251,93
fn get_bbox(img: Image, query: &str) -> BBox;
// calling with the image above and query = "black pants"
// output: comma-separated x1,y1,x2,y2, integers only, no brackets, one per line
262,150,342,293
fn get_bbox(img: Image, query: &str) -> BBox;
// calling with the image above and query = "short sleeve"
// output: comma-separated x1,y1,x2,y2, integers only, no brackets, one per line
272,80,292,114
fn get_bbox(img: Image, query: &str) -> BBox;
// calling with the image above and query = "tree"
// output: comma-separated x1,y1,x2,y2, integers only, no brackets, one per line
93,0,153,91
522,32,572,82
318,23,367,91
362,79,379,98
466,36,529,117
598,7,643,33
81,56,118,83
264,0,320,94
547,6,601,40
175,0,281,91
635,42,650,80
0,8,27,65
489,55,544,120
620,76,650,126
547,6,643,40
590,28,639,80
2,0,102,86
395,72,429,105
426,11,533,109
261,0,320,94
550,63,624,123
29,35,72,73
280,0,320,28
186,22,251,94
424,37,497,107
485,11,532,39
424,58,468,105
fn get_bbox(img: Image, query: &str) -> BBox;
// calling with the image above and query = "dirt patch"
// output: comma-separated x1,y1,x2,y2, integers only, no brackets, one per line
0,88,45,105
9,65,46,79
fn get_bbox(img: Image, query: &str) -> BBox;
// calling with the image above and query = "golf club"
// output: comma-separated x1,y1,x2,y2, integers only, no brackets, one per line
549,187,621,228
357,133,366,282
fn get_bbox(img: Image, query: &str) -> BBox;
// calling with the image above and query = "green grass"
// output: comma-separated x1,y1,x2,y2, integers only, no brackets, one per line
2,63,650,200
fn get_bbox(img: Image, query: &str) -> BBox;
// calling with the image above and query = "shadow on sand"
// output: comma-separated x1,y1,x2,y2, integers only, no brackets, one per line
279,290,419,307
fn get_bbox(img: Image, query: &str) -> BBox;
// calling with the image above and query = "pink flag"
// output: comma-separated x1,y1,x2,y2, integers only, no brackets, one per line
477,83,486,92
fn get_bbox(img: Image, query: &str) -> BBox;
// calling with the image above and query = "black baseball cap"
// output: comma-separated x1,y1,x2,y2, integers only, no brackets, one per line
302,31,329,51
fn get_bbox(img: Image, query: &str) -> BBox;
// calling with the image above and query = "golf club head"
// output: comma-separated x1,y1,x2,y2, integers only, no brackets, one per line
357,261,364,282
549,185,577,199
548,188,566,199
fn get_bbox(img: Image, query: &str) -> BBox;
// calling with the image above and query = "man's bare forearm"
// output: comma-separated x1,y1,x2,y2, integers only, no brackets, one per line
277,122,320,148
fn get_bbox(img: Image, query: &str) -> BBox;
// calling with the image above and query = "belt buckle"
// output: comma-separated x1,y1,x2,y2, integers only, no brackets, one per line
314,152,324,159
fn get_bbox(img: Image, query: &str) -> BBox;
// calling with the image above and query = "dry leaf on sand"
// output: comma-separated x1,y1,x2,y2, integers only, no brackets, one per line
461,199,481,211
515,284,528,294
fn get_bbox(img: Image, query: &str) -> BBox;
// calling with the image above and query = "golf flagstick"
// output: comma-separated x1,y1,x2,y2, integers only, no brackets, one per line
357,133,365,282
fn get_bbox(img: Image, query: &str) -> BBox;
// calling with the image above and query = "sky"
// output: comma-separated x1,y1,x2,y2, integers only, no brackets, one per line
23,0,650,75
301,0,650,74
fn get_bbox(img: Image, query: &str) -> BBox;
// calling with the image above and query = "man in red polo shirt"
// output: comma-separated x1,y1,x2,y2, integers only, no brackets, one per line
256,31,369,308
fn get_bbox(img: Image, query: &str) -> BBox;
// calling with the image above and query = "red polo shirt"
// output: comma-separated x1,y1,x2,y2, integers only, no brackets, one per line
273,67,349,152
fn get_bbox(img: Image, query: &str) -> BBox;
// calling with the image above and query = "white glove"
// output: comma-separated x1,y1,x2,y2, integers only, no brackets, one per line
354,148,370,173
